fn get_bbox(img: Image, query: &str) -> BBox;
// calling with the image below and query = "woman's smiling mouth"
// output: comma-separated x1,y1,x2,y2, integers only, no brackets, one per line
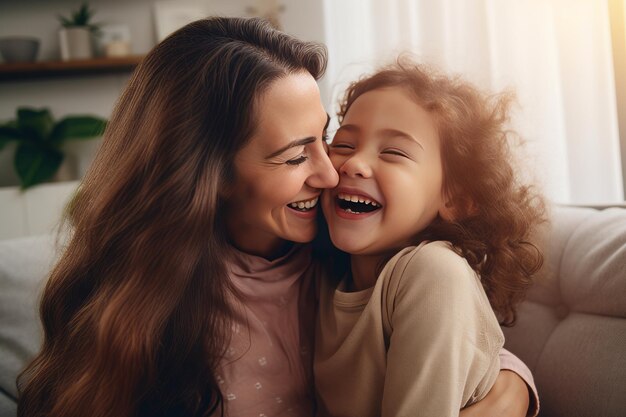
288,196,319,212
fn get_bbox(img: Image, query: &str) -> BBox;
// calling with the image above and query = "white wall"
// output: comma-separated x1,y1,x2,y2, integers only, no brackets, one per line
0,180,79,240
0,0,328,187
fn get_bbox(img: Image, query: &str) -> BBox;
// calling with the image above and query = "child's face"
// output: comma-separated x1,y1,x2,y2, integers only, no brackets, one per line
322,87,448,256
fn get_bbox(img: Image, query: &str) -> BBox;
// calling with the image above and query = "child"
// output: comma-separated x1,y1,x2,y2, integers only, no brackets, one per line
314,60,545,417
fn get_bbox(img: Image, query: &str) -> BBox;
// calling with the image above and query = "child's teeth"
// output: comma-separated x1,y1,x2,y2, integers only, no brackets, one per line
338,193,380,207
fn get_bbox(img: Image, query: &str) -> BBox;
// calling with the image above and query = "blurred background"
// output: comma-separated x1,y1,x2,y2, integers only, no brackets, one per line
1,0,625,239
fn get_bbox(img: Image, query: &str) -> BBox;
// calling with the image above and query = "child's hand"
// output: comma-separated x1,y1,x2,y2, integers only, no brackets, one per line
460,370,531,417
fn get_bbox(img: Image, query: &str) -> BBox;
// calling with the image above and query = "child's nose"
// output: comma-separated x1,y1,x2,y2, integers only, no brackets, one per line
340,154,373,178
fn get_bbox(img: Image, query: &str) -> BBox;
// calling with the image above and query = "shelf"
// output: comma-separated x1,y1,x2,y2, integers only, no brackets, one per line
0,55,145,81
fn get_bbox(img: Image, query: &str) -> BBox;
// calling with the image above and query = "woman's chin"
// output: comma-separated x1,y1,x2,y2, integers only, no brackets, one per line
283,225,317,244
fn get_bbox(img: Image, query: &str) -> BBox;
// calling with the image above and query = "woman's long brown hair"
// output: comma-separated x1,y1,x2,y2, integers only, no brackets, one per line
17,17,326,417
337,59,546,326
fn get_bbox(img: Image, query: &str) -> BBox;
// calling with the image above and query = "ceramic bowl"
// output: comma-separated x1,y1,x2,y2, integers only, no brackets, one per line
0,37,40,63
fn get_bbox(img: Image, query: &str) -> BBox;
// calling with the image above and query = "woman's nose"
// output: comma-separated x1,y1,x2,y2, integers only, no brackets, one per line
307,147,339,189
339,154,372,179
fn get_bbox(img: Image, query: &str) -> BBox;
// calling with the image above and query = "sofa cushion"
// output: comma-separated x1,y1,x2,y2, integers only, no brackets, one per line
503,206,626,417
0,235,58,416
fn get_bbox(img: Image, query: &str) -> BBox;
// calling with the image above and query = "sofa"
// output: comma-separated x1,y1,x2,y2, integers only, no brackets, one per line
502,204,626,417
0,205,625,417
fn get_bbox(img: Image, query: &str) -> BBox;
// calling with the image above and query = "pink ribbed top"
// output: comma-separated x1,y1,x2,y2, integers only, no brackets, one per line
217,244,317,417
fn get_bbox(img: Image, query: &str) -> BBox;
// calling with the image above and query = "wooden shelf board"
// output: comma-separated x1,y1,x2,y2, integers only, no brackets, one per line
0,55,145,81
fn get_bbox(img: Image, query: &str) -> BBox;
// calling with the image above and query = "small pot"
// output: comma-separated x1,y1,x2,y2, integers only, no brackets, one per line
0,37,40,63
59,27,93,61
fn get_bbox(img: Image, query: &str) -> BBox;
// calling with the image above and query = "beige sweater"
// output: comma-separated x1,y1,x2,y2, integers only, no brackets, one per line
314,241,504,417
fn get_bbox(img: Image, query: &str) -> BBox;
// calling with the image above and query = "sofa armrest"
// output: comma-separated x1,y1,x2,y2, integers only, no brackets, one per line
502,205,626,417
0,235,59,414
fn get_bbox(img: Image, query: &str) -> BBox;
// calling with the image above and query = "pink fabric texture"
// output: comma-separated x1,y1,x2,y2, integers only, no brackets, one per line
218,244,316,417
499,348,540,417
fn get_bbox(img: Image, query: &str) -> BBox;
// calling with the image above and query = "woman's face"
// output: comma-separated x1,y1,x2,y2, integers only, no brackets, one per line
225,71,339,258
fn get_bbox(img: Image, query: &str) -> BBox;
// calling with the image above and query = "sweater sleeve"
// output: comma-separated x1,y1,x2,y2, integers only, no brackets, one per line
499,348,540,417
381,242,504,417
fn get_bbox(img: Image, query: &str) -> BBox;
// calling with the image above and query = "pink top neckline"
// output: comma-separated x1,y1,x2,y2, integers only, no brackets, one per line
218,243,316,417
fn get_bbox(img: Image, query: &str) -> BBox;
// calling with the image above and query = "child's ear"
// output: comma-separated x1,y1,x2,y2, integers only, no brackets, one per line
439,200,457,222
438,189,456,221
439,194,477,221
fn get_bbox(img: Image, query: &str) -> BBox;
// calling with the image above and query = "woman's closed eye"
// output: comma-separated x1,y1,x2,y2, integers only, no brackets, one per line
285,153,309,166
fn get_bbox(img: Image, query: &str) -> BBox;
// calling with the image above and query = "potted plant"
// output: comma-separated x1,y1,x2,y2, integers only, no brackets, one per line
58,2,100,61
0,107,106,190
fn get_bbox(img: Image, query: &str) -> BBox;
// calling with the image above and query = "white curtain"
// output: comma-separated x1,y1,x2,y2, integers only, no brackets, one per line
321,0,624,204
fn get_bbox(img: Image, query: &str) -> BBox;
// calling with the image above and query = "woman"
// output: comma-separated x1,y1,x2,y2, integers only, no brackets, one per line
18,17,533,417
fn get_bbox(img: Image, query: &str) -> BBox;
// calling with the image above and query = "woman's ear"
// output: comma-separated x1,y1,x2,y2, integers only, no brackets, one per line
218,165,237,200
218,181,234,201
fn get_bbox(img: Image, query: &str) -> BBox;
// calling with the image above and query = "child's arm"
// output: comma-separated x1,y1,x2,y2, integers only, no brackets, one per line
381,242,504,417
460,369,532,417
461,348,540,417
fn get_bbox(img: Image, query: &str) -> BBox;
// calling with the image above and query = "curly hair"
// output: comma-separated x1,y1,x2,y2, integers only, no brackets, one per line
337,59,546,326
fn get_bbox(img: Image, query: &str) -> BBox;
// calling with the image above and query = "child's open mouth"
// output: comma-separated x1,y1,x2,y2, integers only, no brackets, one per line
336,193,382,214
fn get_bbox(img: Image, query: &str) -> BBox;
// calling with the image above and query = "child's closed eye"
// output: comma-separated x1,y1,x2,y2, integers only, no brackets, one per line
381,148,412,160
330,143,355,154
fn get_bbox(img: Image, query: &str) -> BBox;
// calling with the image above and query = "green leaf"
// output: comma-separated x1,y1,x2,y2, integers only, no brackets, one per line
0,125,25,150
17,108,54,142
74,3,93,26
58,3,96,27
14,144,64,189
58,15,73,27
50,116,107,143
2,120,18,128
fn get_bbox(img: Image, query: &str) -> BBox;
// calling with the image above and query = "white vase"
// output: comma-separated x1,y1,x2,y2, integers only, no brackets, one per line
58,27,93,61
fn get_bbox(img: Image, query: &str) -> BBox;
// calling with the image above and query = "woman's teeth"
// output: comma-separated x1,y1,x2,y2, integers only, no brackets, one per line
288,196,319,211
